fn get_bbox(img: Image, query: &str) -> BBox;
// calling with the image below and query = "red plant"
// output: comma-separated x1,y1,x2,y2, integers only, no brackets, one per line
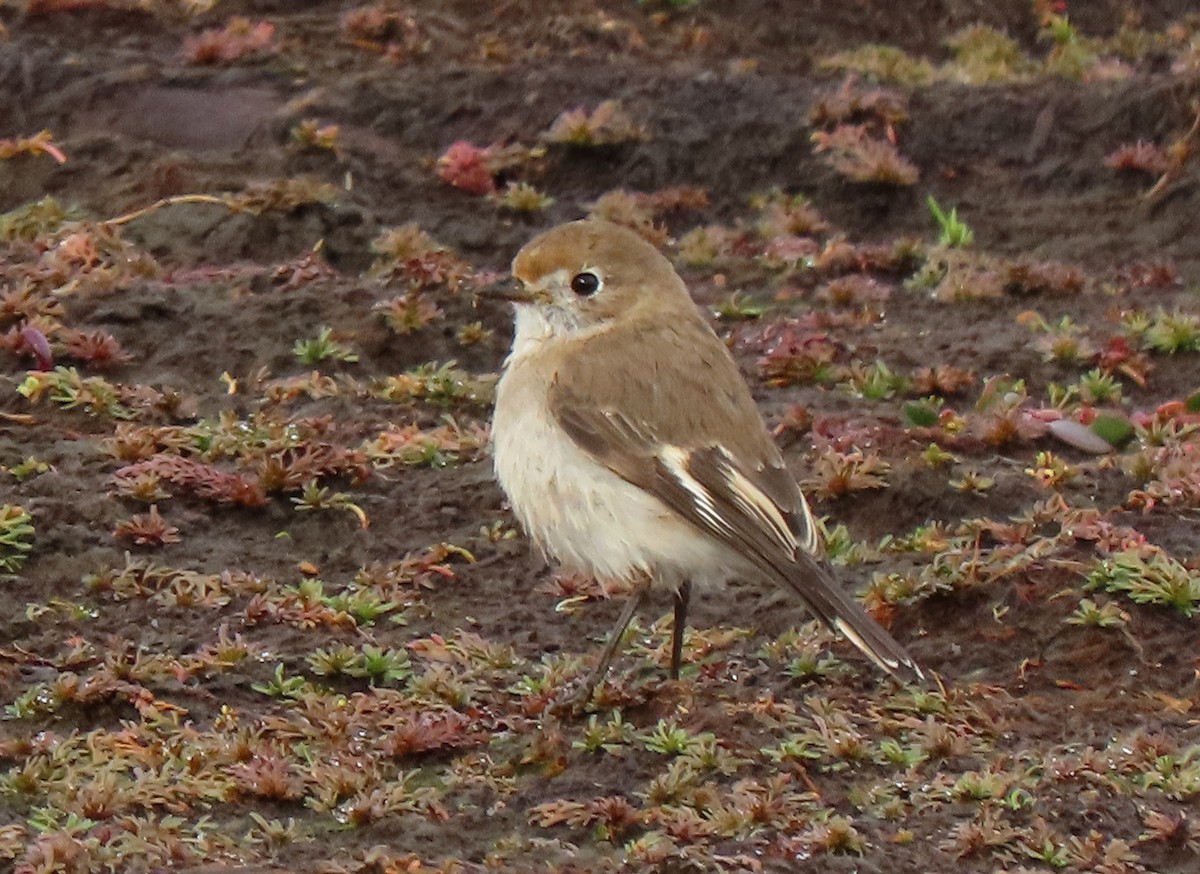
1060,507,1147,552
253,444,371,493
61,329,130,368
228,752,303,801
543,100,646,146
102,423,184,462
758,198,830,239
770,404,814,446
1095,336,1151,387
852,239,926,275
243,591,352,630
395,251,470,291
639,185,710,213
968,405,1048,448
757,330,846,387
811,415,906,453
112,455,268,508
761,235,820,269
1127,444,1200,511
811,124,919,185
1103,141,1171,175
393,543,468,589
1122,260,1179,290
369,223,465,281
435,141,497,195
375,292,443,334
810,77,909,129
270,250,338,291
588,796,642,833
110,471,171,502
113,505,181,547
0,286,66,325
1003,260,1085,296
182,18,277,65
807,446,890,499
376,710,486,757
911,364,976,396
815,275,893,306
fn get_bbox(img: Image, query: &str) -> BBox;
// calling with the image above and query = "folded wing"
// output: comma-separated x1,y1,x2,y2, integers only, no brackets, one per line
550,391,924,684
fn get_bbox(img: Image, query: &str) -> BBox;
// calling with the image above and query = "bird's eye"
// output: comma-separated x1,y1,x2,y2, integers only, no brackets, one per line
570,271,601,297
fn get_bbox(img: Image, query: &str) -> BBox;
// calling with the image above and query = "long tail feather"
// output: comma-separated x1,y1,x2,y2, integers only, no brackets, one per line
778,549,925,685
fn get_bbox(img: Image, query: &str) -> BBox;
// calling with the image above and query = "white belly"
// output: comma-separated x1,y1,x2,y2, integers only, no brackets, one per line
492,360,737,590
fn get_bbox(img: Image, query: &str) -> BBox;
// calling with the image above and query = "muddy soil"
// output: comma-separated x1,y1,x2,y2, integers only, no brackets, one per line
1,1,1200,873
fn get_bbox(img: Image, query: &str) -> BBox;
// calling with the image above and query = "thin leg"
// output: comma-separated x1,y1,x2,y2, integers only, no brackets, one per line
574,578,651,706
670,580,692,680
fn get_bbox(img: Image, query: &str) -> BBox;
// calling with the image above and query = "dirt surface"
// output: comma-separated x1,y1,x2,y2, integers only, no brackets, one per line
2,1,1200,872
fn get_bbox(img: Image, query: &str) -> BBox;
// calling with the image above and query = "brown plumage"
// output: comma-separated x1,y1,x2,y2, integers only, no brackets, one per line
490,219,924,700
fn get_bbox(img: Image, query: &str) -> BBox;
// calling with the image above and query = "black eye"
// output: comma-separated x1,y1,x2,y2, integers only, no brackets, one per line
570,271,601,297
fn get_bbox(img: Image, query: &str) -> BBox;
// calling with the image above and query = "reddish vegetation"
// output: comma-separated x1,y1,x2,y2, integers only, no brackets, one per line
4,1,1200,873
435,141,498,195
182,17,277,65
1105,140,1173,175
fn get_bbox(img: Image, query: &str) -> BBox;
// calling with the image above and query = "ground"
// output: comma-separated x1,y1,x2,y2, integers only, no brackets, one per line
1,1,1200,872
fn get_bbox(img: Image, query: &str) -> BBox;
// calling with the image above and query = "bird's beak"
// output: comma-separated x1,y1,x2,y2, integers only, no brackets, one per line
474,278,548,305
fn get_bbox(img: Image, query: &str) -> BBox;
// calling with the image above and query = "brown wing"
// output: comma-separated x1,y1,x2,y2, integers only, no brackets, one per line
548,319,923,683
550,316,819,554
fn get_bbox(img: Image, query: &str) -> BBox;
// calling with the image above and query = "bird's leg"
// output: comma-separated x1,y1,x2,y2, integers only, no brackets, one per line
574,575,652,706
670,579,692,680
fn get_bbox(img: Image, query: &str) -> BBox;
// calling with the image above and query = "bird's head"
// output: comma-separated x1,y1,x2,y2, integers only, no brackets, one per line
490,219,692,336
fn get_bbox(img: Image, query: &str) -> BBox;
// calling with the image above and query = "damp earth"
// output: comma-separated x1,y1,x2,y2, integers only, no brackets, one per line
1,1,1200,872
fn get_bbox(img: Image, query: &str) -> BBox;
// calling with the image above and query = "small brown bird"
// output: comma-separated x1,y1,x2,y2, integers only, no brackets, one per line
488,219,923,699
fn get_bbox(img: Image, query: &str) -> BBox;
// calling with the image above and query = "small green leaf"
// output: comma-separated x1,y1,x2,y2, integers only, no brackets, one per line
1089,414,1135,448
903,401,940,427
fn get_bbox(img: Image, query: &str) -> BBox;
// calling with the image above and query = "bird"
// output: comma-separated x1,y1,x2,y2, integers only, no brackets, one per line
486,219,923,702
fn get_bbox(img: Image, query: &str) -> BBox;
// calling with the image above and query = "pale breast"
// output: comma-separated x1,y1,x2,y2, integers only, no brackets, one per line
491,351,735,589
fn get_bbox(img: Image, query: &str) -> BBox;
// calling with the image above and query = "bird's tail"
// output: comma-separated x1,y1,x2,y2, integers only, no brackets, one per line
775,549,926,685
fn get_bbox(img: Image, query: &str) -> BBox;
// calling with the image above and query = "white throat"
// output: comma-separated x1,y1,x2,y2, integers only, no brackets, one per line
507,301,614,362
507,306,559,363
